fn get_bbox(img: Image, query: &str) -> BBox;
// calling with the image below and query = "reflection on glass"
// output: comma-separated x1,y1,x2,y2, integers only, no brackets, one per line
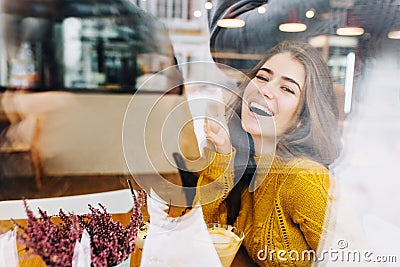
62,17,138,89
8,42,40,89
0,0,181,93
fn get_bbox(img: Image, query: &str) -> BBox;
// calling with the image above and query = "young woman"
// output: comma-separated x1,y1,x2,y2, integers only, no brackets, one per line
196,40,342,266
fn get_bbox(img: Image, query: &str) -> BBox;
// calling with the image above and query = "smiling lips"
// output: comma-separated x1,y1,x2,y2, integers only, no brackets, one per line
249,102,274,117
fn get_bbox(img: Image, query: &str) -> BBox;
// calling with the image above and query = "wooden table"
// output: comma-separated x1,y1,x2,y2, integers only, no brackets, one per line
1,212,257,266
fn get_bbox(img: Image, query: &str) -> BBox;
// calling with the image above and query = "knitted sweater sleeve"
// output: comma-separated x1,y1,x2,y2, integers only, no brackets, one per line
195,148,236,224
283,160,331,251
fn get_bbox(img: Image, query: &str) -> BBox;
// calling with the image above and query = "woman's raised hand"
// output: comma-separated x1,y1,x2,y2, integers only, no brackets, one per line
204,103,232,154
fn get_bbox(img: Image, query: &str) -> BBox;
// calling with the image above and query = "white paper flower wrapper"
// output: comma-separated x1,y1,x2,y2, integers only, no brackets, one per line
140,189,222,267
0,229,18,267
72,229,91,267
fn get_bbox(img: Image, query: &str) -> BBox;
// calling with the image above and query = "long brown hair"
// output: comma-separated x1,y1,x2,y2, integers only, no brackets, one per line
225,40,342,224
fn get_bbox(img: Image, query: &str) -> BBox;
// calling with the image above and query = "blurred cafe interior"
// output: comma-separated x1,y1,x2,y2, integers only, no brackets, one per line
0,0,400,264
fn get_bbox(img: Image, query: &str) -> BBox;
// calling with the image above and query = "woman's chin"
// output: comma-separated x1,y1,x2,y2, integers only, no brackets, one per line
242,124,274,139
242,117,276,137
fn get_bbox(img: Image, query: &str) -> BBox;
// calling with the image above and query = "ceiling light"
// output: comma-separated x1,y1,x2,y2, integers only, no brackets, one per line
279,10,307,33
193,10,202,18
305,8,315,18
205,2,213,10
279,22,307,32
336,26,364,36
217,18,245,28
388,30,400,39
336,10,364,36
258,6,267,14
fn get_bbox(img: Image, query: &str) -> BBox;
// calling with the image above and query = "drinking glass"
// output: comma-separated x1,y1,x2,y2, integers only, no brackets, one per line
207,223,245,267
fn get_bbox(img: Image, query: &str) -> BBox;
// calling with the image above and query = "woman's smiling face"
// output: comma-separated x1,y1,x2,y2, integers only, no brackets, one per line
241,52,305,139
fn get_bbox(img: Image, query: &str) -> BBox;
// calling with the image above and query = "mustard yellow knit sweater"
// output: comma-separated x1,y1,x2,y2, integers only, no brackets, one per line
196,148,331,267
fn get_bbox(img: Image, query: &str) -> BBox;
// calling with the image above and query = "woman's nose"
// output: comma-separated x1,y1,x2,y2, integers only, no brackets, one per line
259,83,275,99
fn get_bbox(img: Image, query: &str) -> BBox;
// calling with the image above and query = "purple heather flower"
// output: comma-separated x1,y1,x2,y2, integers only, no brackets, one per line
13,190,146,267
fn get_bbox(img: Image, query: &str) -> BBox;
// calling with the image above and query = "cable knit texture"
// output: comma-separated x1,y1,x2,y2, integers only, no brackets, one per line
196,148,331,266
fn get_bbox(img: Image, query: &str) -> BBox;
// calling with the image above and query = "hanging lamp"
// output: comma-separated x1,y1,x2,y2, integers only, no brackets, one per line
387,29,400,39
279,10,307,33
336,10,364,36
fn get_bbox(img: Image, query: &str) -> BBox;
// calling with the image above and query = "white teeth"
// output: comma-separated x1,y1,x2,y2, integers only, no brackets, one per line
250,102,273,116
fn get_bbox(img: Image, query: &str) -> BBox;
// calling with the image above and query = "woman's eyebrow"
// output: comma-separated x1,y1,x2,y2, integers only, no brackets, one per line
258,67,301,92
283,76,302,92
259,67,272,74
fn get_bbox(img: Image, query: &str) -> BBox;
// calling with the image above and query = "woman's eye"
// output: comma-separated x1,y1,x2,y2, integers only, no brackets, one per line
256,75,269,82
282,86,295,94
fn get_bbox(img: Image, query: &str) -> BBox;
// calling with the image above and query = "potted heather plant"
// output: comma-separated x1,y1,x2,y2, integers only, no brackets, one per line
13,190,146,267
